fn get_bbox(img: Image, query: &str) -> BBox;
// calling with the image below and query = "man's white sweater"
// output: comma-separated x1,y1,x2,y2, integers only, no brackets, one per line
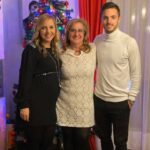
94,29,141,102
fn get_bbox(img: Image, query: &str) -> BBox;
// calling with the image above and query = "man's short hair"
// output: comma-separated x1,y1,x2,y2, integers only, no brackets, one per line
29,1,38,11
101,2,120,16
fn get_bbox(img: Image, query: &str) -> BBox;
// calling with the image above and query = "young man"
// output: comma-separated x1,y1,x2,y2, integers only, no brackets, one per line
94,2,141,150
23,1,39,45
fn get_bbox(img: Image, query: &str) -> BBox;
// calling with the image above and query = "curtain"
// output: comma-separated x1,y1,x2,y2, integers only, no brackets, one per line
78,0,106,41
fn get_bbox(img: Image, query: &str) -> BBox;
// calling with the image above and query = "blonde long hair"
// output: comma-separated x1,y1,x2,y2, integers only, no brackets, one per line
32,14,60,56
63,18,91,53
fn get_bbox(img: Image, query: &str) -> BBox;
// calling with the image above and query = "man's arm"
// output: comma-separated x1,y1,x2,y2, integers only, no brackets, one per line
128,38,141,101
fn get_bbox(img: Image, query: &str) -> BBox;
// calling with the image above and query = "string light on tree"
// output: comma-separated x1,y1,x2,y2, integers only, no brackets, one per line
23,0,73,47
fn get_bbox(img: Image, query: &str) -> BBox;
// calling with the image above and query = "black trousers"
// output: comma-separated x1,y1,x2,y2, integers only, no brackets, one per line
61,127,91,150
94,95,130,150
26,125,55,150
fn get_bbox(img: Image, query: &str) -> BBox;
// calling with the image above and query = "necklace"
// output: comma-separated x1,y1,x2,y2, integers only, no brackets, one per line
48,52,61,87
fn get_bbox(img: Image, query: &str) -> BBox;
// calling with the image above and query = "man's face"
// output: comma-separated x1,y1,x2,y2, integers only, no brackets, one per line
102,8,120,34
30,4,39,14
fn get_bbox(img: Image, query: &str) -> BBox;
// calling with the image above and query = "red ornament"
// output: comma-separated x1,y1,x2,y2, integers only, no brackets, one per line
62,18,67,24
22,39,27,48
40,0,47,3
38,8,44,14
65,1,69,8
65,1,69,6
10,131,16,136
27,22,33,29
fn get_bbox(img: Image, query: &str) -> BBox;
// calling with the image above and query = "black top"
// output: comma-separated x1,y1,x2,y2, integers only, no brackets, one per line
15,44,60,126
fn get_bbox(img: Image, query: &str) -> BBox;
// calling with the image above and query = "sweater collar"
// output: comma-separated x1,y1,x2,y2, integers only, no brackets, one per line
103,28,120,40
66,47,84,57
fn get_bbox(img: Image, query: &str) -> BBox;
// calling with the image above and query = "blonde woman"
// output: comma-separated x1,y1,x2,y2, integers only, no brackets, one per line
56,18,96,150
15,14,60,150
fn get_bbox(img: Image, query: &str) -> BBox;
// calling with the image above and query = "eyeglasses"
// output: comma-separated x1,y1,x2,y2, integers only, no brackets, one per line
70,28,84,33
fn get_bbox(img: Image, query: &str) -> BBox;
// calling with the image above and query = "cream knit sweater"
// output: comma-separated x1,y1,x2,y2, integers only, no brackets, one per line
56,43,96,127
94,29,141,102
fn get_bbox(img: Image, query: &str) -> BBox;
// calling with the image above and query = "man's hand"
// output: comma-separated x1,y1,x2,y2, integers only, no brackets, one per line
128,100,134,109
20,108,30,122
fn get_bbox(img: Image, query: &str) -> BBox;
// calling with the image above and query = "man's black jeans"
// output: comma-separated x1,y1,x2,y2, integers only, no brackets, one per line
94,95,130,150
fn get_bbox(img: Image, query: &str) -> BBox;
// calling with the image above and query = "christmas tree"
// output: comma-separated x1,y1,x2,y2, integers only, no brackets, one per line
23,0,73,47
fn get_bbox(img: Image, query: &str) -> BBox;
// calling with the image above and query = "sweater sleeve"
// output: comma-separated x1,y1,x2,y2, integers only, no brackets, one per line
128,38,141,101
14,45,37,108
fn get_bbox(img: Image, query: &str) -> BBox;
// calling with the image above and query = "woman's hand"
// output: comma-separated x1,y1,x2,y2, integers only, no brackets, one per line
20,108,30,122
